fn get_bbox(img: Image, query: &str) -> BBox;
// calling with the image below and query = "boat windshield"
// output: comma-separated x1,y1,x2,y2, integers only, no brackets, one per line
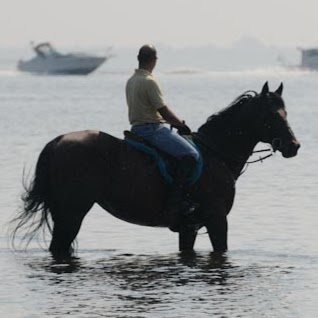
33,43,60,57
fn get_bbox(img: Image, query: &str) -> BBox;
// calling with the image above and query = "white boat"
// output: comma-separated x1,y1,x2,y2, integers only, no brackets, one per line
17,42,108,75
299,47,318,70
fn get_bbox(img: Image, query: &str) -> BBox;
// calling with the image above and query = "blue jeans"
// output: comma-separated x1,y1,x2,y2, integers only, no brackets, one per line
131,123,199,161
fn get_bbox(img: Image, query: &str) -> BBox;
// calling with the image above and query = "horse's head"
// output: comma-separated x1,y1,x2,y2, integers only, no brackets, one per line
257,82,300,158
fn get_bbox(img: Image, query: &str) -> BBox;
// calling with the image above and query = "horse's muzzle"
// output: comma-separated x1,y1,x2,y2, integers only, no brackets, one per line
277,139,301,158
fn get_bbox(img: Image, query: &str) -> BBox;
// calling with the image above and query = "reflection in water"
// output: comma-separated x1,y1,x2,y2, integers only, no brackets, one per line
98,251,235,291
20,250,300,318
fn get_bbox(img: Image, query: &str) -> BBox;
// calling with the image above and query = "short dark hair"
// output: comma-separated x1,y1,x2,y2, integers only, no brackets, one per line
137,44,157,63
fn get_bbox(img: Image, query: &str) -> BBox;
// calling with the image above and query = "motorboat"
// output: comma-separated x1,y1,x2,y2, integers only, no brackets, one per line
278,47,318,71
17,42,108,75
299,47,318,70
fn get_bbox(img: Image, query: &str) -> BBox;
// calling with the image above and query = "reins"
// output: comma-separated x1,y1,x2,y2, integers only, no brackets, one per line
239,148,274,176
194,133,274,163
193,133,274,176
247,148,273,163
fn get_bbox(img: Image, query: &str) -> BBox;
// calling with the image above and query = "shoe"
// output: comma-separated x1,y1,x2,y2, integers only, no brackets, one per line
166,192,199,232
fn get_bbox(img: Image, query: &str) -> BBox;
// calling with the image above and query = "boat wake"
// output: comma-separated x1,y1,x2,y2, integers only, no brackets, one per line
0,69,20,77
164,66,316,78
165,67,207,75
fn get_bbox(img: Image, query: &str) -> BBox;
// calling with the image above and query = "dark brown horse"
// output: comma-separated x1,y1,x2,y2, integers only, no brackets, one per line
12,82,300,258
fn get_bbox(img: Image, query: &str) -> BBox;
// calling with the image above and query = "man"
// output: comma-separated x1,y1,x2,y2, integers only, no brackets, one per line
125,44,199,232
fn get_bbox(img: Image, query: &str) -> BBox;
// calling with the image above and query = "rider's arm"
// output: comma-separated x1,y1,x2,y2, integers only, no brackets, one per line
158,106,186,127
147,79,189,130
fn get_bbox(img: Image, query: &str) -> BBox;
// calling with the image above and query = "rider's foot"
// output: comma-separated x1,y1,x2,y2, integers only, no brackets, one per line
168,199,199,232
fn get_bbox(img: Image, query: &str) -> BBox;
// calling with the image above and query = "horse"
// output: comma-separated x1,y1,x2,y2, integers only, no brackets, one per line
11,82,300,258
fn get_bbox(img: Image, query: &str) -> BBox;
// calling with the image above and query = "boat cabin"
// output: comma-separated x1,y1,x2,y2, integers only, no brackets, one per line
33,42,60,58
299,48,318,70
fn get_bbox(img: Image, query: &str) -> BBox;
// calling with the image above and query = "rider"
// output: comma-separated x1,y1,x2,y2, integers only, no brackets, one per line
125,44,200,232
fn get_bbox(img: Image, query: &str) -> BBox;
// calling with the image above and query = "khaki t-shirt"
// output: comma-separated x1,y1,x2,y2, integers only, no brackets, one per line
126,69,166,126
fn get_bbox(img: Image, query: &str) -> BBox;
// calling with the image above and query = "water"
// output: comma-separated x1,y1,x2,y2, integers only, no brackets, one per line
0,54,317,317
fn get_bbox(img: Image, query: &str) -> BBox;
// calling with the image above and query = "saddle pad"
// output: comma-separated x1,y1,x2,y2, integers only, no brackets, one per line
124,136,203,186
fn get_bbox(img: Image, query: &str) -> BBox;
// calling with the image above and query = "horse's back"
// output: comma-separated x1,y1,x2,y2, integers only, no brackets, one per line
58,130,118,147
47,130,120,199
59,130,100,142
50,130,166,225
54,129,159,183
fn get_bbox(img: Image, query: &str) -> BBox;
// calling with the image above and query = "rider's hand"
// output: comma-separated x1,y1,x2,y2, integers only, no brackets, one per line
174,123,192,135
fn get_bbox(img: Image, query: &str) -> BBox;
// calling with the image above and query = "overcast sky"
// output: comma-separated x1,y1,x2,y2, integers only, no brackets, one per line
1,0,317,49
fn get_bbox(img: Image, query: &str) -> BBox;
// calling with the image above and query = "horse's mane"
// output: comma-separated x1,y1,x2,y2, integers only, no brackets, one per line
197,91,258,137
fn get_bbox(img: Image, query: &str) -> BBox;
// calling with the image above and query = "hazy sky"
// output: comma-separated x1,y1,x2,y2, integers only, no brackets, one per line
1,0,318,48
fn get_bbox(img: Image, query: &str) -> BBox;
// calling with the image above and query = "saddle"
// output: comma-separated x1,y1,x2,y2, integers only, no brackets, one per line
123,130,203,186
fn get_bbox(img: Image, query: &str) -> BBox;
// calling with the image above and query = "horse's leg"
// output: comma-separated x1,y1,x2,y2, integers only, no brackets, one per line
203,204,228,252
49,201,93,259
206,215,228,252
179,229,198,251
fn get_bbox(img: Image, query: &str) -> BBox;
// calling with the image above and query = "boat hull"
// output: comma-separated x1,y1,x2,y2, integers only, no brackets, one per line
18,56,106,75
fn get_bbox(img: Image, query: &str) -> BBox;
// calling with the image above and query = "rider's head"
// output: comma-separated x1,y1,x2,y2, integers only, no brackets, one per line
138,44,157,71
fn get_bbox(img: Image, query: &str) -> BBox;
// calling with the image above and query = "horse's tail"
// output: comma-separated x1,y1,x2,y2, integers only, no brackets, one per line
11,136,62,248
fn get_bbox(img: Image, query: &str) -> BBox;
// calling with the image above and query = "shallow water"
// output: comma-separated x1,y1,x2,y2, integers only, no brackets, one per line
0,60,317,317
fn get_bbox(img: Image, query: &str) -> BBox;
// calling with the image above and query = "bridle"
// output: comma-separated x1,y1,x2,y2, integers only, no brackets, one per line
192,87,291,177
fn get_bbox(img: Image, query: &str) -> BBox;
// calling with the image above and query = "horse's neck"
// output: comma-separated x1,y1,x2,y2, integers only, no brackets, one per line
197,124,258,179
223,136,258,179
198,96,265,178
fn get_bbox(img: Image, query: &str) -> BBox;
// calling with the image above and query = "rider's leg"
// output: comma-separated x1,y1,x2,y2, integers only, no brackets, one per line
131,123,200,232
165,155,199,232
132,123,199,160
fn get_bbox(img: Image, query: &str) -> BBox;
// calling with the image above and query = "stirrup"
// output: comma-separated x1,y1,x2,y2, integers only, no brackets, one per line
183,200,199,216
169,213,201,233
168,200,200,232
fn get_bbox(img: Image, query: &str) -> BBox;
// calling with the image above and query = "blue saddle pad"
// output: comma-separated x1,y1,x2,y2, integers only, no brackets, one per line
124,136,203,186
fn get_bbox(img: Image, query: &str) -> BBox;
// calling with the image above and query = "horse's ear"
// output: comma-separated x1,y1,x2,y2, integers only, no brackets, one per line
261,82,269,96
275,82,283,96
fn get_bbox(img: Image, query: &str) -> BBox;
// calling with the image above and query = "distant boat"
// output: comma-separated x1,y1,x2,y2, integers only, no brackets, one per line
17,42,109,75
298,47,318,70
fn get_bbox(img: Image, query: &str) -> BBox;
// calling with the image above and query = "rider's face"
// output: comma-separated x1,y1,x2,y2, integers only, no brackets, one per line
149,57,157,72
